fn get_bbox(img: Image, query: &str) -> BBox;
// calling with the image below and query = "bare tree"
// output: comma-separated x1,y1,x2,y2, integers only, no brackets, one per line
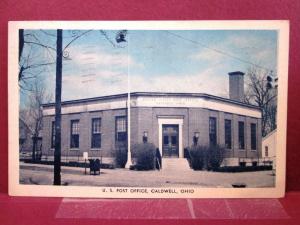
18,29,126,88
244,67,277,137
19,29,128,184
18,30,57,88
20,79,52,161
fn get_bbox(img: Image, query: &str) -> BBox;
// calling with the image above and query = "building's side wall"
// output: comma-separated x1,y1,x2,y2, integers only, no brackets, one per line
262,131,276,158
41,115,53,157
42,108,127,163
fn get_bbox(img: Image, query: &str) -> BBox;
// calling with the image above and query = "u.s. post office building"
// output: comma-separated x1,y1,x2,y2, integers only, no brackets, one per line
41,71,262,166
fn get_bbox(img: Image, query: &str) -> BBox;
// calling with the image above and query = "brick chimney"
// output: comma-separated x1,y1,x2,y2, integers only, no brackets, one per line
228,71,245,102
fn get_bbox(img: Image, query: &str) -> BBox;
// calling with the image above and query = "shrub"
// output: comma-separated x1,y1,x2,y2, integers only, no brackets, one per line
188,145,209,170
188,144,225,170
208,145,225,170
131,143,156,170
115,142,128,168
239,162,246,167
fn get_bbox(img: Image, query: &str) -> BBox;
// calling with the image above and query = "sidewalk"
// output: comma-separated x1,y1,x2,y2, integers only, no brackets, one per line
20,162,275,188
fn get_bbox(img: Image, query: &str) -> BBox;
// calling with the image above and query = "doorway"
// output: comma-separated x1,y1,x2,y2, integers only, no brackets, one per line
162,124,179,158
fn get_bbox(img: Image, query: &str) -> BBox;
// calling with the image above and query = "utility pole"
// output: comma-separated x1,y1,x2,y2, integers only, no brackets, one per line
125,33,132,169
19,29,24,62
51,29,127,182
54,29,63,185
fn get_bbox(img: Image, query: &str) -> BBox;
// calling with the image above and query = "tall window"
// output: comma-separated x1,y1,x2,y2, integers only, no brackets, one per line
70,120,79,148
116,116,127,142
209,117,217,146
51,121,55,149
251,123,257,150
224,119,232,149
91,118,101,148
238,121,245,149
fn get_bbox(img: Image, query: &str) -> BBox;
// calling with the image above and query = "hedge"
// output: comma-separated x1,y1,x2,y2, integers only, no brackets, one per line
131,143,156,170
115,142,128,168
187,145,225,170
214,165,273,173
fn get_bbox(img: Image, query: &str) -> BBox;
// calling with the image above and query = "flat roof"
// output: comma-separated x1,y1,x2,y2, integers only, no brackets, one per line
42,92,261,110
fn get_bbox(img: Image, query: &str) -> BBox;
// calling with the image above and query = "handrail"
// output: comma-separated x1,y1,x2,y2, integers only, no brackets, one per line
184,147,192,160
156,148,162,170
188,148,192,160
156,157,161,170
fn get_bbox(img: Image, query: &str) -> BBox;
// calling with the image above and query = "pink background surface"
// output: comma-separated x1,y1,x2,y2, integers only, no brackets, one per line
0,0,300,194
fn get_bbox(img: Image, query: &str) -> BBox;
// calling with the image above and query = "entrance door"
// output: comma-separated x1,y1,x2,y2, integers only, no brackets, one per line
162,125,179,157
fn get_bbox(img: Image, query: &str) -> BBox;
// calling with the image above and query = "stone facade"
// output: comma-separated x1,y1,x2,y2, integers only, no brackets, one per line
130,106,261,160
41,92,262,166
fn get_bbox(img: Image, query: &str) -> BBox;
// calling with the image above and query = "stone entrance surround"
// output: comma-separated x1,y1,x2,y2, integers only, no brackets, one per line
158,117,183,158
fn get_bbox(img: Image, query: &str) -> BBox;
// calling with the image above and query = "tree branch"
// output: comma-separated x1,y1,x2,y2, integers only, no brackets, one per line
24,41,56,51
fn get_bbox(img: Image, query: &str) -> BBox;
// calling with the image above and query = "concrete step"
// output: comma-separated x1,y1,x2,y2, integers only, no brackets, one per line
161,158,191,171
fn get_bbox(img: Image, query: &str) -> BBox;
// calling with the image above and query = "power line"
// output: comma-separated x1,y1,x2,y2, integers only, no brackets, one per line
40,30,86,39
165,31,274,72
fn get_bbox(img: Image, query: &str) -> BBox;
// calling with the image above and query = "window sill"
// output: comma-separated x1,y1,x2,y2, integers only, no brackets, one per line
69,148,80,151
238,149,246,151
90,148,101,151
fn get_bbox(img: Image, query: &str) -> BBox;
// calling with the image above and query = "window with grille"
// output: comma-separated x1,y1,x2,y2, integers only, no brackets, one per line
251,123,257,150
70,120,79,148
238,121,245,149
265,146,269,157
209,117,217,146
224,119,232,149
116,116,127,142
91,118,101,148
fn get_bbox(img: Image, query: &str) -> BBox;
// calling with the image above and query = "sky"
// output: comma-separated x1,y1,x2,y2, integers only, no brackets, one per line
19,29,278,104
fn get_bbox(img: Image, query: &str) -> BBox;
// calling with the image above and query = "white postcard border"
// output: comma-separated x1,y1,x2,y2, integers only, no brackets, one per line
8,20,289,198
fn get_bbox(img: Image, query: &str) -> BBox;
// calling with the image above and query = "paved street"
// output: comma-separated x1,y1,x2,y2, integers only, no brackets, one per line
19,162,275,188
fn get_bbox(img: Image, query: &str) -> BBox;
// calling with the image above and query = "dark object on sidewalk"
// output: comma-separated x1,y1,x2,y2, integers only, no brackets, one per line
232,183,247,188
89,159,101,175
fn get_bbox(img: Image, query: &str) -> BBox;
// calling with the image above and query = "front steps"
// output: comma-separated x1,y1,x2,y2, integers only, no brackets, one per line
161,158,191,171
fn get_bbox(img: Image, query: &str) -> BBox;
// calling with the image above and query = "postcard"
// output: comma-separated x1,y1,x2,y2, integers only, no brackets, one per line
9,21,289,198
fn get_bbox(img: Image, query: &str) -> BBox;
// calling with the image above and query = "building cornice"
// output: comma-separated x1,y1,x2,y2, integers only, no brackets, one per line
42,92,260,110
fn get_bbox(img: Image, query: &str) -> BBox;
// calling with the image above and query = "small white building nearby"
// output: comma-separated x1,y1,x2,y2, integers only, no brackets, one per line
262,129,277,168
